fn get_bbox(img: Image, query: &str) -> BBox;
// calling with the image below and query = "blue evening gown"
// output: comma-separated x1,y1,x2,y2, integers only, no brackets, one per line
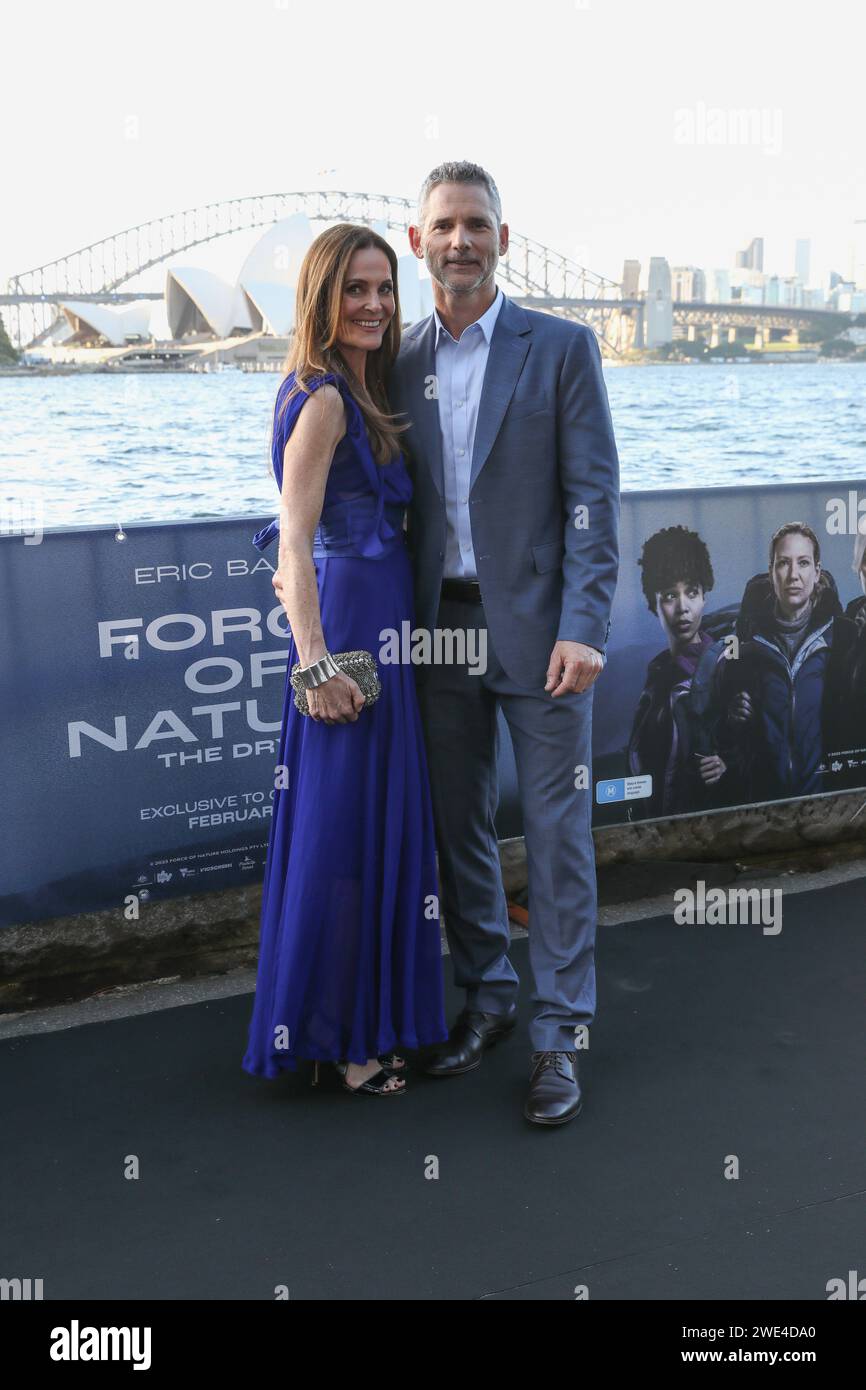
242,370,447,1075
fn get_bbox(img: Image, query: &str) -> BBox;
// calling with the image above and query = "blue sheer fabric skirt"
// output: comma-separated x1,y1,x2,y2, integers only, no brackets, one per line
242,539,447,1076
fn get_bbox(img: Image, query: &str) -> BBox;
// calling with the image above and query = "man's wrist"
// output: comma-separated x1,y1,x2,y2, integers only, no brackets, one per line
556,617,612,652
556,636,605,654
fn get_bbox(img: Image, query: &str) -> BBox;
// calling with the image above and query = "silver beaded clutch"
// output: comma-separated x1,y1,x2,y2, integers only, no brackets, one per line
290,650,382,716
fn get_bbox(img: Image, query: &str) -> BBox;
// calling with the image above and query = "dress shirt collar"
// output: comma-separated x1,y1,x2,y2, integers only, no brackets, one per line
432,284,505,348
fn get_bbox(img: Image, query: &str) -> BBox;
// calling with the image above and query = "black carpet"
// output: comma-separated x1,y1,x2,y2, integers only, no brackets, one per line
2,877,864,1300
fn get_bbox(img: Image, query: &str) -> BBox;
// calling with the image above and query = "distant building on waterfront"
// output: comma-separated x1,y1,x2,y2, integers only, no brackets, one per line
731,254,765,296
645,257,673,347
835,287,866,312
671,266,706,302
707,269,732,303
736,236,764,272
765,276,803,307
802,286,827,308
794,238,811,286
733,279,765,305
622,259,641,298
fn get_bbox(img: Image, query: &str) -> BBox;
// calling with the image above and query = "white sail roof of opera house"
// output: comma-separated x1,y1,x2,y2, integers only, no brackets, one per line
165,266,254,339
234,213,433,332
147,216,435,341
56,300,155,346
241,280,297,336
236,213,311,334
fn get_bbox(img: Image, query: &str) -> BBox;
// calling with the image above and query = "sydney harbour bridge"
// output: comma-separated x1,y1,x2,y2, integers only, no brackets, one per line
1,190,851,356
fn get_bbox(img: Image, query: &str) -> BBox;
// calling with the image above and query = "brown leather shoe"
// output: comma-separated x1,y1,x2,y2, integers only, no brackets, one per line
424,1003,518,1076
524,1050,582,1125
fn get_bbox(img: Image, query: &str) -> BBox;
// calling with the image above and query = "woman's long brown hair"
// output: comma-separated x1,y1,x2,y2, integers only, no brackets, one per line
273,223,411,466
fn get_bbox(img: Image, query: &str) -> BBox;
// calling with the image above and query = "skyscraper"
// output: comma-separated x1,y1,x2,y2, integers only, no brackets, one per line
622,260,641,298
794,238,811,286
645,257,673,347
671,267,707,302
707,269,731,303
735,237,764,272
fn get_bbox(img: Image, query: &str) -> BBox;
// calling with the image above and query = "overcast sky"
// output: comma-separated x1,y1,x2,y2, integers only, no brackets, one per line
2,0,864,293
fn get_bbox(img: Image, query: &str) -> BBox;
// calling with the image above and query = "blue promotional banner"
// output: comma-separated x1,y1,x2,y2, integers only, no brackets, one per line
591,477,866,826
0,517,294,928
1,477,865,927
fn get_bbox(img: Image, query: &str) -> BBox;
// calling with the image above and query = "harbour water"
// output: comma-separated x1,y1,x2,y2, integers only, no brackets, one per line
2,361,865,530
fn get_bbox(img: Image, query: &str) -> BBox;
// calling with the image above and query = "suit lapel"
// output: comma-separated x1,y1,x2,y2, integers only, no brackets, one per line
398,292,532,499
470,299,530,490
402,317,444,499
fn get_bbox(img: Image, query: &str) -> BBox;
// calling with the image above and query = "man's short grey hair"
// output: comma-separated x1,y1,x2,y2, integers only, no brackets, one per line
417,161,502,230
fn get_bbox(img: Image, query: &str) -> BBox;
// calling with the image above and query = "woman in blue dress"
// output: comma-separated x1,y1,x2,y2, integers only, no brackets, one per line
242,224,447,1096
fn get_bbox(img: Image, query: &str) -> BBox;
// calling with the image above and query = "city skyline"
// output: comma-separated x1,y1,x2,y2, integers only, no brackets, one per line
2,0,864,297
23,198,861,365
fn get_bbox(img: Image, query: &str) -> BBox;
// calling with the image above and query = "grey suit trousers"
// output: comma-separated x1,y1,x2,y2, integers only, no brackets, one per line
416,593,598,1052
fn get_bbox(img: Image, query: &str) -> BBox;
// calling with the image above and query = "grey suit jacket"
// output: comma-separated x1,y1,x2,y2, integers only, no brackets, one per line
387,293,620,688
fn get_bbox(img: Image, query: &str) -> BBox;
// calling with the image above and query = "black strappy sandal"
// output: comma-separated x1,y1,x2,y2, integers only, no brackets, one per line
334,1062,406,1096
378,1052,407,1076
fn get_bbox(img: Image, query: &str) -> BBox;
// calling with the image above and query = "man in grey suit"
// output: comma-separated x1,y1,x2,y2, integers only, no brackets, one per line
387,161,620,1125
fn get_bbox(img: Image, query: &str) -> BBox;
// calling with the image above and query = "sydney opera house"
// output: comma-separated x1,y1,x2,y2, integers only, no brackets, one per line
46,214,434,367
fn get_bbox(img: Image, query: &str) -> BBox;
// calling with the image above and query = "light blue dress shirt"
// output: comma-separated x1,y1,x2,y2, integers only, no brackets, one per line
432,286,505,579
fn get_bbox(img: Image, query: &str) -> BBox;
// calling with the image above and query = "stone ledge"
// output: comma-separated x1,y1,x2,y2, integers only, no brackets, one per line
2,789,864,1012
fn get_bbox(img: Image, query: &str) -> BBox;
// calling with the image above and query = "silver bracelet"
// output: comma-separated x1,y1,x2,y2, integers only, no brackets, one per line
296,652,341,690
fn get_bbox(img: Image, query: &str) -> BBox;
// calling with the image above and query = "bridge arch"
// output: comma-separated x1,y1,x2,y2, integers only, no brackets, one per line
5,190,623,350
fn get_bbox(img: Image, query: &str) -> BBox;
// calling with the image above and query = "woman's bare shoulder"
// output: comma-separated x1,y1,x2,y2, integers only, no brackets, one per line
292,380,346,441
